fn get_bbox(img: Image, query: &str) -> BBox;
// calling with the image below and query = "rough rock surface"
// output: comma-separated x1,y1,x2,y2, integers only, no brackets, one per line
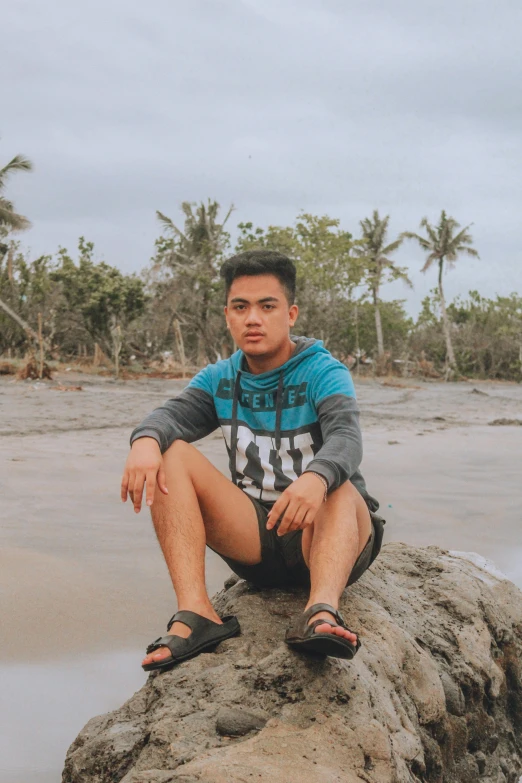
62,543,522,783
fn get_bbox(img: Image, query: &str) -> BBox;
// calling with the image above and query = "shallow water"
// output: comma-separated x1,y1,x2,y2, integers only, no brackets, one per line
0,651,145,783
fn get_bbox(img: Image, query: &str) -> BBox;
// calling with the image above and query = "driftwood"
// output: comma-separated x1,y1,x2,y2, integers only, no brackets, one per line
16,356,52,380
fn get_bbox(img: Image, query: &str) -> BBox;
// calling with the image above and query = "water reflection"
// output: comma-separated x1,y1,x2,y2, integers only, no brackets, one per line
0,650,145,783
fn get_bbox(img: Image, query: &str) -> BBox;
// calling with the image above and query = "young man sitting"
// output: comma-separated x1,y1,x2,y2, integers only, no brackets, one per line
121,250,383,673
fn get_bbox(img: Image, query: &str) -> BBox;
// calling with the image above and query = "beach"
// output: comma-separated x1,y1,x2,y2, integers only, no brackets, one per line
1,372,521,783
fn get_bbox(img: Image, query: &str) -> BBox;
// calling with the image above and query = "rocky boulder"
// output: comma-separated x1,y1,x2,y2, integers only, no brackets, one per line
62,543,522,783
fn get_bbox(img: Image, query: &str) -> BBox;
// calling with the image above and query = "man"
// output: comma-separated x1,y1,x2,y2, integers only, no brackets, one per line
122,250,383,673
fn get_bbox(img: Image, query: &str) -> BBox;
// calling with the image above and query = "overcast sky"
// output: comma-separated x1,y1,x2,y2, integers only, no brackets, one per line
2,0,521,314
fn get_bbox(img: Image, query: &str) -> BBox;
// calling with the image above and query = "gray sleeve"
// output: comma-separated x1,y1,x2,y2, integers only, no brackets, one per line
129,387,219,453
303,394,362,492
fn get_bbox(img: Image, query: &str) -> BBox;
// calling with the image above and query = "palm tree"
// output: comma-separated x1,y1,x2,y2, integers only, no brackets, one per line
0,153,33,232
0,152,34,335
358,210,411,357
402,211,479,370
155,200,233,362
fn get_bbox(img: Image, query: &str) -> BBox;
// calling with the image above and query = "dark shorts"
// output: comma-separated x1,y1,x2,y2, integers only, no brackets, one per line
217,494,385,590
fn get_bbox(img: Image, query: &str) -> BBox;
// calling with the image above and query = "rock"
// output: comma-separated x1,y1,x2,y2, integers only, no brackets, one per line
223,574,240,590
215,706,268,736
440,670,465,716
489,418,522,426
62,543,522,783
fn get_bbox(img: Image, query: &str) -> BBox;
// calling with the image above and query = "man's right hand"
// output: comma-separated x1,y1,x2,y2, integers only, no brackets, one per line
121,437,169,513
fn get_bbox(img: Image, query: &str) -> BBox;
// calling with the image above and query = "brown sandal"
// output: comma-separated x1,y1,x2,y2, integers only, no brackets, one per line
142,610,240,673
285,603,360,659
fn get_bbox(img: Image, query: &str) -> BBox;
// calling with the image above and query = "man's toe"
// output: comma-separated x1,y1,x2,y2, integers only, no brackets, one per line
340,627,357,642
314,622,334,634
143,646,171,665
309,615,357,644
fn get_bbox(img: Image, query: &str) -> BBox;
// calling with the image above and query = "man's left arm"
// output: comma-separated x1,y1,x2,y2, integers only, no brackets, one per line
267,361,361,534
302,393,363,492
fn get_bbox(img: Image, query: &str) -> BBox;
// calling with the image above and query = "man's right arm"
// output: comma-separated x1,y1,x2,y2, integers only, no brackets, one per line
130,386,219,452
123,373,219,512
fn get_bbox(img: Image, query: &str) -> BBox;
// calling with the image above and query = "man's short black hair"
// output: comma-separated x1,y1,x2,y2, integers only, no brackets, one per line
220,249,296,305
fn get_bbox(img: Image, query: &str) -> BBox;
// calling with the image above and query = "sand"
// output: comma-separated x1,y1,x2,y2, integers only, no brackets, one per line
1,371,521,781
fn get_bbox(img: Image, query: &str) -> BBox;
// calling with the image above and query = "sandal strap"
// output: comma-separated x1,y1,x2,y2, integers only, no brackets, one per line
286,604,358,644
146,614,240,659
307,618,337,636
166,610,221,633
302,603,345,626
146,635,187,655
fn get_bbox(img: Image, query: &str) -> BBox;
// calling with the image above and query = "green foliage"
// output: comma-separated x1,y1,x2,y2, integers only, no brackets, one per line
411,289,522,379
342,300,413,357
402,210,479,369
51,238,146,353
356,210,411,356
0,152,33,233
402,211,478,276
0,238,145,357
147,200,233,362
3,186,519,381
0,244,58,352
357,211,410,294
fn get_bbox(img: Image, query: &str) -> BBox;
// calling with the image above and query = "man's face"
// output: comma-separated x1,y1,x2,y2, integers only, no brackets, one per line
224,274,298,357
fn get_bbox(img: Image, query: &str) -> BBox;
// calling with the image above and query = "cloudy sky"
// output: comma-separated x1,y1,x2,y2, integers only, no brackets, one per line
3,0,521,313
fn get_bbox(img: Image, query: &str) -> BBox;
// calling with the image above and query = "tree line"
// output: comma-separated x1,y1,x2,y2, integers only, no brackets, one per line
1,149,521,380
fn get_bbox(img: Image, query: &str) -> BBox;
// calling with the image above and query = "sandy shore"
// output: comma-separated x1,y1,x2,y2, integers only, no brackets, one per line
1,371,521,781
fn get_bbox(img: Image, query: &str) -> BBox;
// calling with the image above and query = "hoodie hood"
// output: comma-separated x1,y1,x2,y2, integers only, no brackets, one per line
234,335,326,385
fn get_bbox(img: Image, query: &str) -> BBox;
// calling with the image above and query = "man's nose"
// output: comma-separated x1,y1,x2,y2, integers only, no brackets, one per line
245,309,263,324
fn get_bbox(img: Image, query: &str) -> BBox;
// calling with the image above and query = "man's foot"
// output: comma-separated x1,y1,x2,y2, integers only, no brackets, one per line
141,605,223,667
306,607,358,645
285,603,360,660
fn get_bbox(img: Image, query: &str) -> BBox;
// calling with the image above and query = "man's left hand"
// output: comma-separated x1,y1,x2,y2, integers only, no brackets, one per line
266,473,327,536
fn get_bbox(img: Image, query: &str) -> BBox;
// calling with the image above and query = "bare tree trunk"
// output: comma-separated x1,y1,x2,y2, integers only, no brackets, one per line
196,334,206,367
438,259,456,370
373,287,384,357
111,321,123,379
173,319,186,379
354,303,360,377
0,295,49,347
37,312,44,379
7,246,14,283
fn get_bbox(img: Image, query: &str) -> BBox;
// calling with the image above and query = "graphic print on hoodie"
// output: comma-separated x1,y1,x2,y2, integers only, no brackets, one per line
130,336,377,509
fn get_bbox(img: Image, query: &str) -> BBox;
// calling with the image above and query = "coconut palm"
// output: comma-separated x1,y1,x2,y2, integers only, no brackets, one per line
0,153,33,232
358,210,411,357
0,152,33,336
155,200,233,362
402,211,479,370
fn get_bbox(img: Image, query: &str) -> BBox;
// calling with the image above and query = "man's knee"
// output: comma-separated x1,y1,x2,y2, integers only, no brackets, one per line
328,480,359,508
162,439,196,469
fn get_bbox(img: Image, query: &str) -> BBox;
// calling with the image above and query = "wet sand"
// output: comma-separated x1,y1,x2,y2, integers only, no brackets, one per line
1,372,521,782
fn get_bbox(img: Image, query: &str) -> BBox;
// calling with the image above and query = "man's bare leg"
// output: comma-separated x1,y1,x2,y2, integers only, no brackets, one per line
140,440,261,667
300,481,372,643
